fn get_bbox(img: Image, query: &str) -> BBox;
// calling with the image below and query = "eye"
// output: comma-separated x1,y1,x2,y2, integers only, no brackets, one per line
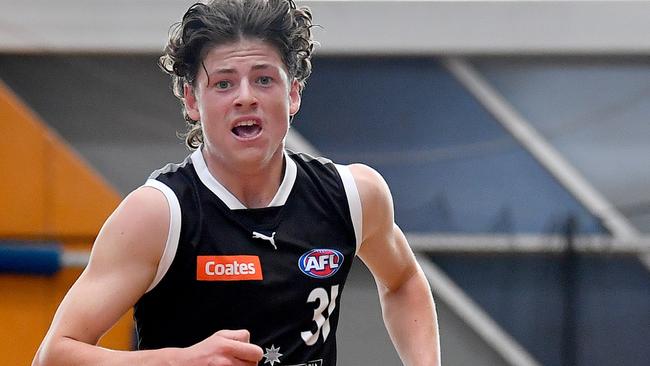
215,80,231,89
257,76,273,86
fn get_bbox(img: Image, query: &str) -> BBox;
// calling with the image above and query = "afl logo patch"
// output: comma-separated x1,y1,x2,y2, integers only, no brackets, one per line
298,249,344,279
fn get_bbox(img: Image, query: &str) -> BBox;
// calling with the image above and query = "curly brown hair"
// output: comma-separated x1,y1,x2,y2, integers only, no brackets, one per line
159,0,315,149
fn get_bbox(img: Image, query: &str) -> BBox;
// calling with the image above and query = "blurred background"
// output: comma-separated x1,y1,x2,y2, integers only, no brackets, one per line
1,1,649,365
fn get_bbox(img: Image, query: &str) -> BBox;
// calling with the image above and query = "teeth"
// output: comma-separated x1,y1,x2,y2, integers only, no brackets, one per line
236,120,258,127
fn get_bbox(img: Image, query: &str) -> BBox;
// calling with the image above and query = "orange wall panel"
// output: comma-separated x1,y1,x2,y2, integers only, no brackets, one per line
0,274,51,365
0,80,133,362
0,83,48,236
0,80,119,239
0,269,134,365
49,141,120,237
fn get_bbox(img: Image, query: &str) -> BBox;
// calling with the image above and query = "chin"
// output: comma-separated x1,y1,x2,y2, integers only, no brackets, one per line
235,146,281,165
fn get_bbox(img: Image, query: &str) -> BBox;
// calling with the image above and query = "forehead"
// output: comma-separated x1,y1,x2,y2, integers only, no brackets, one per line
201,38,286,72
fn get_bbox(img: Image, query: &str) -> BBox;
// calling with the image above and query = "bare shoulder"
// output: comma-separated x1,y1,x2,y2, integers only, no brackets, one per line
346,164,417,290
73,184,172,309
347,163,393,209
346,163,395,243
101,186,170,243
89,185,170,274
37,186,172,350
108,185,169,229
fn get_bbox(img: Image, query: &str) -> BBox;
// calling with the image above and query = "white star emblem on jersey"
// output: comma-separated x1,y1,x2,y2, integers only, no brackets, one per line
263,344,283,365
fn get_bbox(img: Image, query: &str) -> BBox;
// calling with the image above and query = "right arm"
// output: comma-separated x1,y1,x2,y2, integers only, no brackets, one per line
33,186,263,366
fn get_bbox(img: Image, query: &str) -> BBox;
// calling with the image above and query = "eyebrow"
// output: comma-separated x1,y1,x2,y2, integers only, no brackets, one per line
211,68,236,75
207,63,274,77
203,63,279,86
252,64,272,71
205,68,235,85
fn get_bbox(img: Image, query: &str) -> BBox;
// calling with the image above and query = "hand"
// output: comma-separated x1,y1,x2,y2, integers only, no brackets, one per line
180,329,264,365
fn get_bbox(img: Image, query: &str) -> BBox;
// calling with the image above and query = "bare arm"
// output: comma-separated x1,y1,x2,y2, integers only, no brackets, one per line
33,187,263,366
350,164,441,366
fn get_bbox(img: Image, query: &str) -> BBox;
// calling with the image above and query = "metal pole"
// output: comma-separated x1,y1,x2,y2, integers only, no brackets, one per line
560,216,579,366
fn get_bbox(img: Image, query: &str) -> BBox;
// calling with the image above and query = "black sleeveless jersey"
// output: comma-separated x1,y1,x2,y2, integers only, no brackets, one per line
134,149,362,366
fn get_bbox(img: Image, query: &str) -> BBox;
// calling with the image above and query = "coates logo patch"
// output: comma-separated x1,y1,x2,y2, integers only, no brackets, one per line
197,255,263,281
298,249,344,279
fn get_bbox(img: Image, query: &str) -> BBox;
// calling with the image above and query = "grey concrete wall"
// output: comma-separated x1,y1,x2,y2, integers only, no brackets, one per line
2,1,650,54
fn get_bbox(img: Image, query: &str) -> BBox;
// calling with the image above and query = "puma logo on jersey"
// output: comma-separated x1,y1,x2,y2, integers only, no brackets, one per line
252,231,277,250
298,249,344,279
197,255,263,281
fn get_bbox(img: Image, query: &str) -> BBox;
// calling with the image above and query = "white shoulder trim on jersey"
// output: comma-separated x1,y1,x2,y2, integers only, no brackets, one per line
143,179,182,293
335,164,363,254
191,148,297,210
269,151,297,207
191,149,246,209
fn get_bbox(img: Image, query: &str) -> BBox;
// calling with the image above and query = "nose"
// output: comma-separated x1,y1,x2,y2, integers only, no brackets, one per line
234,80,258,108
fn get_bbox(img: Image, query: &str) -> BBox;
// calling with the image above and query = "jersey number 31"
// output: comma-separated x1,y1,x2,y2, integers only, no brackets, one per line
301,285,340,346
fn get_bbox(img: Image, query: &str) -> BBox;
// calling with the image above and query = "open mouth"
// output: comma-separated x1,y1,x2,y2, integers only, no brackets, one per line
231,120,262,140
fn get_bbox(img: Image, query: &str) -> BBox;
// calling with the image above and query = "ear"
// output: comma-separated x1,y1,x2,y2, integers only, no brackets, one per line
289,79,301,117
183,83,201,121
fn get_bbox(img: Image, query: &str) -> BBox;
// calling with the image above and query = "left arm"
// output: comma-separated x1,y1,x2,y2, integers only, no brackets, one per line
349,164,441,366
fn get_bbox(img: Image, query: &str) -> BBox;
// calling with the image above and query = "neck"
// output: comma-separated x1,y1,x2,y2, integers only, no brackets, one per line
201,147,285,209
